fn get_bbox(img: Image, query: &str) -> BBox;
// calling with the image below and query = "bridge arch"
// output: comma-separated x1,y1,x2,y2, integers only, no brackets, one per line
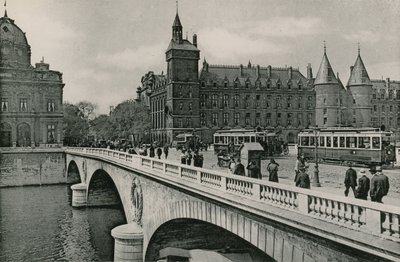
87,169,123,208
145,218,273,261
66,160,81,184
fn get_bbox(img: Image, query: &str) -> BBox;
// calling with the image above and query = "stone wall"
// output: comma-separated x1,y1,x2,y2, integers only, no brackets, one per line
0,149,65,187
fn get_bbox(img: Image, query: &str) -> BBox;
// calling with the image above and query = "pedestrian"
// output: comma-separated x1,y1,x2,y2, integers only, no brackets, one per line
228,157,236,172
267,158,279,182
233,159,245,176
355,169,370,200
156,146,162,159
149,144,155,158
186,151,192,165
370,166,390,203
247,160,261,179
294,154,305,182
163,144,169,159
193,151,204,168
344,163,357,197
295,164,310,189
180,150,186,165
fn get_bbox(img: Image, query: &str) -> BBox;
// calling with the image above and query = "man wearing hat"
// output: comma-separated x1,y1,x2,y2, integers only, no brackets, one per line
370,166,390,203
355,169,370,200
295,164,310,189
233,159,245,176
344,162,357,197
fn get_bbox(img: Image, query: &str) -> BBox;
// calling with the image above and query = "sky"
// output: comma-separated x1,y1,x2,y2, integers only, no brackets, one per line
5,0,400,114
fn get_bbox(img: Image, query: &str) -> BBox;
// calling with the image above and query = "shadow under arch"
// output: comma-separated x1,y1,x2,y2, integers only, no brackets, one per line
66,160,81,184
87,169,123,209
145,218,273,262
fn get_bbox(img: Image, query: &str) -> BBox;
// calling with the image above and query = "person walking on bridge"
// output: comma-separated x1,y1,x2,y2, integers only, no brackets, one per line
370,166,390,203
294,154,305,182
355,169,370,200
267,158,279,182
233,159,245,176
295,165,310,189
344,163,357,197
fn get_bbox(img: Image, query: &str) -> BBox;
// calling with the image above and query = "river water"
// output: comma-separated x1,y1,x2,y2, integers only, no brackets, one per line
0,185,126,261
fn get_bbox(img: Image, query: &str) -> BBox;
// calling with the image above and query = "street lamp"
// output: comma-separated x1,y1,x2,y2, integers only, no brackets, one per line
312,126,321,187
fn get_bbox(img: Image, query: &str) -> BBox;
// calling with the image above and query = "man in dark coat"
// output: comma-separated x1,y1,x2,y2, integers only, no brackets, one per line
295,165,310,189
267,158,279,182
156,147,162,159
149,144,155,158
163,144,169,159
355,169,370,200
233,159,245,176
193,151,204,168
344,163,357,197
370,166,390,203
247,161,261,179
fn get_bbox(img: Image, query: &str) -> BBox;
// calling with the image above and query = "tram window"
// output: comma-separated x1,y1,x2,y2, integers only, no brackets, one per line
333,137,338,147
215,136,220,143
339,137,345,147
301,136,309,146
310,137,315,146
382,137,391,147
320,136,325,147
251,136,255,142
234,137,238,145
358,137,370,149
346,137,356,148
230,137,234,143
372,137,380,149
238,136,244,144
326,137,331,147
244,136,250,143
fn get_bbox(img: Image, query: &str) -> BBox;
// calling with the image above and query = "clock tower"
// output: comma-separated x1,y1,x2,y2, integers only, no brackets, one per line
165,11,200,142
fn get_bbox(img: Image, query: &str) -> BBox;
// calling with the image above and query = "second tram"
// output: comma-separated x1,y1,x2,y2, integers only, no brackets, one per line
297,127,396,165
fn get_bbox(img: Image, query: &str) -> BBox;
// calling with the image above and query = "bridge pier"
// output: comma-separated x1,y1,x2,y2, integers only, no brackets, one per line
71,183,87,207
111,223,144,262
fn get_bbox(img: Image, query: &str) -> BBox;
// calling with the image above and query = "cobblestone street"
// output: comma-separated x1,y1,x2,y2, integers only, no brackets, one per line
160,146,400,206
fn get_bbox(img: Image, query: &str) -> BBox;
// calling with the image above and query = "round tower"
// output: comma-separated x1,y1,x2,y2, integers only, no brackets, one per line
346,48,372,127
314,45,341,127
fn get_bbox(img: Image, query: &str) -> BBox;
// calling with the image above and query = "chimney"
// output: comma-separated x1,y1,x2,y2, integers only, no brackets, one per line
267,65,272,78
307,63,313,79
192,34,197,48
256,65,260,78
203,59,209,72
239,64,243,77
288,66,293,79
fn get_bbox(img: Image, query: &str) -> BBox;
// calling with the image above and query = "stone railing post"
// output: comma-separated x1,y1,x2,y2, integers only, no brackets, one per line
163,162,167,173
111,223,143,262
297,192,309,214
197,171,202,183
365,208,382,235
221,176,227,191
178,166,182,177
252,182,261,201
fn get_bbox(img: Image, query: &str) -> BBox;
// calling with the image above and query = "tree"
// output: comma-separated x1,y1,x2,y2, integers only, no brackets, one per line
90,114,112,140
63,102,90,145
77,101,97,121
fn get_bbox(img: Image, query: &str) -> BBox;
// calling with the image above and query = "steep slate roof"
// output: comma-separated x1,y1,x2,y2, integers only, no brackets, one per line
314,52,338,85
347,55,371,86
200,65,307,86
173,13,182,28
166,39,199,52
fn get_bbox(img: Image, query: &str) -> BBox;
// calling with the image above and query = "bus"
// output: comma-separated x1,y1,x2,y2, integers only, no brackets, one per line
213,129,284,155
297,127,396,165
172,133,200,150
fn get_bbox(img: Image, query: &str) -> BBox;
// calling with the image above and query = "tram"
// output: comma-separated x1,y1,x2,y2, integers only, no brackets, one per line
297,127,396,165
213,129,284,155
172,133,200,150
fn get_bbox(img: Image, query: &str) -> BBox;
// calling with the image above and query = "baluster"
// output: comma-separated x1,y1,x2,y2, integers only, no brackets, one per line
325,199,332,219
320,199,327,217
391,214,400,238
309,197,316,215
288,192,294,208
338,202,345,223
382,212,391,236
344,204,353,225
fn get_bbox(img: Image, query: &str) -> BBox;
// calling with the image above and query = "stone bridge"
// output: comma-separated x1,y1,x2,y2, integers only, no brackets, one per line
65,148,400,262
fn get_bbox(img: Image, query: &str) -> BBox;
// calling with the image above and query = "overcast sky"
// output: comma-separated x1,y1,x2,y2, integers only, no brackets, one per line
6,0,400,114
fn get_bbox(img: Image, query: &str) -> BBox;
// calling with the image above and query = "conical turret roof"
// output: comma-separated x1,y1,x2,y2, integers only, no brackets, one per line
173,13,182,28
314,52,338,85
347,54,371,86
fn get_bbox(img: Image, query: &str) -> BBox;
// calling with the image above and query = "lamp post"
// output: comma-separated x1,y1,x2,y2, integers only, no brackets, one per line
312,126,321,187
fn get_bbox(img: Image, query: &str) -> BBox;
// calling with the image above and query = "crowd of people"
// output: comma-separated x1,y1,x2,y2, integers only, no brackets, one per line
180,148,204,168
137,143,170,159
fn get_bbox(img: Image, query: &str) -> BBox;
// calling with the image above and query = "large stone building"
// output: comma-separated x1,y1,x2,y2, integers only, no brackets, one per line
138,11,400,145
0,11,64,147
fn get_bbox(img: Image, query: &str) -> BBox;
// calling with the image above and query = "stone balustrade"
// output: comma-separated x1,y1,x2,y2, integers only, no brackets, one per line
66,147,400,242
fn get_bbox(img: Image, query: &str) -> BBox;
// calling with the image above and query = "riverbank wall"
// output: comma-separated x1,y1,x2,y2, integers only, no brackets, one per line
0,148,66,187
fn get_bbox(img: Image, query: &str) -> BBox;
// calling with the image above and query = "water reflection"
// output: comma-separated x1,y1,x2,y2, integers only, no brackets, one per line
0,185,126,261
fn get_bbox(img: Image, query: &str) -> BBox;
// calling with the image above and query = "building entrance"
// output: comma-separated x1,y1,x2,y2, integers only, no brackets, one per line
17,123,31,147
0,123,12,147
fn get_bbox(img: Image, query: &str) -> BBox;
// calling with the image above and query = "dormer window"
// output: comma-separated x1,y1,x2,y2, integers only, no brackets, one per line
266,82,271,89
298,83,302,90
213,82,217,88
287,82,291,89
225,82,229,88
245,82,250,88
233,82,238,88
201,81,205,87
277,82,281,89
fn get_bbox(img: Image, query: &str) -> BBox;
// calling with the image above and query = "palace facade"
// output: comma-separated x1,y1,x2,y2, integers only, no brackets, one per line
0,11,64,147
138,11,400,145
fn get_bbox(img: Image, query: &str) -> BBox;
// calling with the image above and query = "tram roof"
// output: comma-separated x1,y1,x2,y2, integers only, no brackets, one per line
299,127,393,135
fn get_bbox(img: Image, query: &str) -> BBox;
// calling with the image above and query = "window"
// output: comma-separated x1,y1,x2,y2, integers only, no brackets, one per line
287,103,291,108
288,95,292,101
201,81,205,87
186,117,192,127
245,113,251,125
277,102,281,108
323,117,327,125
256,95,260,108
266,82,271,89
374,105,377,112
212,113,218,126
200,113,206,126
47,99,55,112
179,103,183,110
382,105,385,112
323,108,327,115
245,95,250,108
287,113,292,125
277,113,281,118
307,103,313,109
287,82,291,89
381,93,384,99
353,99,356,104
339,137,345,147
223,113,229,125
266,113,271,125
234,82,238,88
20,98,27,112
234,94,239,107
245,82,250,88
320,136,325,147
297,113,303,126
372,137,380,149
298,83,302,90
189,103,192,111
213,82,217,88
223,94,229,108
178,119,183,128
333,137,338,147
234,113,240,126
212,94,218,107
308,96,313,101
326,137,331,147
373,94,376,99
255,113,261,126
390,105,393,112
200,94,205,108
47,124,56,143
277,82,281,89
1,98,8,112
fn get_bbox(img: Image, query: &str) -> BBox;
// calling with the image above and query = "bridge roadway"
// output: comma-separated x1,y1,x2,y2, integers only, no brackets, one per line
65,147,400,262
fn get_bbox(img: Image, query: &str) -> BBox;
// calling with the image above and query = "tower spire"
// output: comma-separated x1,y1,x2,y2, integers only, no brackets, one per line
176,0,178,14
357,42,360,56
4,0,7,17
323,40,326,54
